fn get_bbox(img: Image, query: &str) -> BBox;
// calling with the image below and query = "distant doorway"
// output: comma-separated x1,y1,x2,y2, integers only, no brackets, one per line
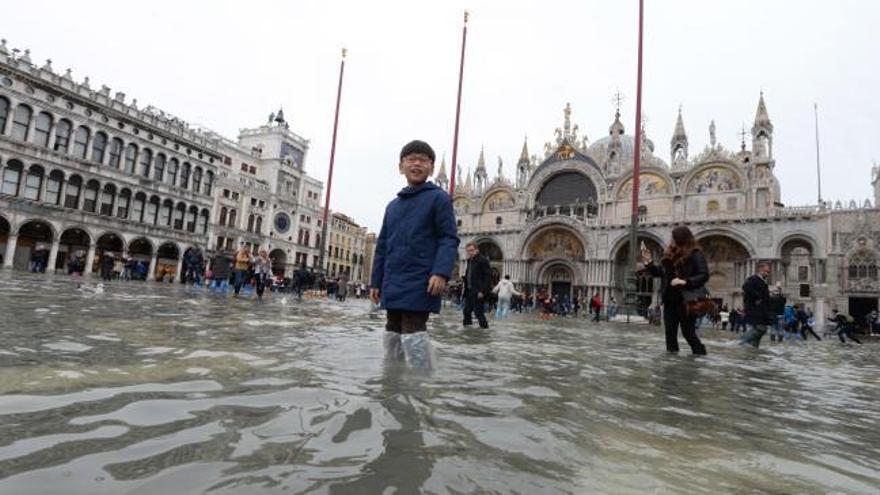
848,297,878,326
551,282,571,301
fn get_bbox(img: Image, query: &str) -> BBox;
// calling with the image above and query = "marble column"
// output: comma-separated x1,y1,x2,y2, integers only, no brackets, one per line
26,114,37,144
148,252,159,281
47,121,58,151
47,238,60,274
175,254,185,283
83,243,96,277
3,235,18,268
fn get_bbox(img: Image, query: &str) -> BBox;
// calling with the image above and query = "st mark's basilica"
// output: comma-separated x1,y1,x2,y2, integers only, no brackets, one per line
441,96,880,325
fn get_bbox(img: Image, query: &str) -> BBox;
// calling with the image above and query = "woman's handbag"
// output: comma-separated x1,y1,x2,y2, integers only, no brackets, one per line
681,286,717,318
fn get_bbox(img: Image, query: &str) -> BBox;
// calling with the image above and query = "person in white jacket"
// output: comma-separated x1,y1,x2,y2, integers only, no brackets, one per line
492,275,522,320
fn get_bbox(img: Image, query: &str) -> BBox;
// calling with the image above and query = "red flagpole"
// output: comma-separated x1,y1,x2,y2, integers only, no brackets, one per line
631,0,644,220
449,11,469,196
318,48,346,273
626,0,645,318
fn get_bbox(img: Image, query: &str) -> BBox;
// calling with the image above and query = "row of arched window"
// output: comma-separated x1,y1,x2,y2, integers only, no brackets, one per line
216,207,265,236
0,97,214,196
848,251,878,281
0,159,210,235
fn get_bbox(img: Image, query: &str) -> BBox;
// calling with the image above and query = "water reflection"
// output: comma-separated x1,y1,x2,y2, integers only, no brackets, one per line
0,273,878,494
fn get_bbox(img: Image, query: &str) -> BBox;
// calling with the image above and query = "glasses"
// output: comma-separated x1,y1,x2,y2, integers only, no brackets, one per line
403,155,432,165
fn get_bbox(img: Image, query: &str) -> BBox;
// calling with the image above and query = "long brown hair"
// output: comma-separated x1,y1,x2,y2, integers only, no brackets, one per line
663,225,700,266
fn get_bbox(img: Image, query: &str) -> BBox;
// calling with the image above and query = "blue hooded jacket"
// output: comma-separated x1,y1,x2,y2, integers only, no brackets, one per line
370,181,459,313
784,304,796,326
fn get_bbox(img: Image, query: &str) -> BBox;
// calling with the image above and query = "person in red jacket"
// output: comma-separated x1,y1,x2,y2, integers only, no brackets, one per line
590,293,602,321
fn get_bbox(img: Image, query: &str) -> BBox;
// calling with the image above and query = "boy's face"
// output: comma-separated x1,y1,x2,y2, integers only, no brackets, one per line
399,153,434,185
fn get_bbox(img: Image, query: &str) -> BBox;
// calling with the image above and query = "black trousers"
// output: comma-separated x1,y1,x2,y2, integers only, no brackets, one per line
462,290,489,328
800,325,822,341
255,274,267,298
662,303,707,354
838,327,862,344
386,310,430,334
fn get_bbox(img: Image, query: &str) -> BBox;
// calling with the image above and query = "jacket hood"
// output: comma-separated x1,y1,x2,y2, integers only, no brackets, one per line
398,181,439,197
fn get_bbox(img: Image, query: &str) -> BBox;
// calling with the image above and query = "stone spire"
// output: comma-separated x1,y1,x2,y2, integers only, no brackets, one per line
474,147,488,194
872,160,880,209
516,135,530,189
436,154,448,190
670,105,688,166
518,136,529,163
609,107,625,139
753,91,772,130
604,105,626,175
751,91,774,159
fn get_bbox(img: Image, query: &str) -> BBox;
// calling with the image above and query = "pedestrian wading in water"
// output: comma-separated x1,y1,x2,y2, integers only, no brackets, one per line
740,261,774,348
463,241,492,328
640,225,709,355
370,140,459,369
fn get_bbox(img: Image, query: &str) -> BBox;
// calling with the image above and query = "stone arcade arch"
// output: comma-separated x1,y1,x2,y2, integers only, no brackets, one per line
268,248,287,275
156,242,181,282
779,236,818,302
611,235,665,314
476,239,504,287
128,238,153,281
537,261,577,301
94,232,125,275
15,220,55,271
58,227,91,273
696,234,751,307
522,225,586,298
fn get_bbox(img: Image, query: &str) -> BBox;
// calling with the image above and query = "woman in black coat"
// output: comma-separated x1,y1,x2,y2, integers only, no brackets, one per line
641,226,709,355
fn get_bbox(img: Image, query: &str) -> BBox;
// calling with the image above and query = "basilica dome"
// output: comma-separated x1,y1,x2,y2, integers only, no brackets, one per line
588,133,667,171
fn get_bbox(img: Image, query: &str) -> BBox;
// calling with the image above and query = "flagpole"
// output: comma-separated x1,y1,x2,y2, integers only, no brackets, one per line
318,48,346,275
626,0,645,321
814,102,823,205
449,10,469,196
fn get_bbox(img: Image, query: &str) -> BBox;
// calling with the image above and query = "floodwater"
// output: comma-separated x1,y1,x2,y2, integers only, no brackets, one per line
0,274,878,495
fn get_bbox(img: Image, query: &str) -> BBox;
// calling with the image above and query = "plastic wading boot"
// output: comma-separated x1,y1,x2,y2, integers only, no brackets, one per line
383,332,405,361
401,331,433,370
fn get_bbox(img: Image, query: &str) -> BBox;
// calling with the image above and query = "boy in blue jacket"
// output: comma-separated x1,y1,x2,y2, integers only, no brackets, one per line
370,140,460,368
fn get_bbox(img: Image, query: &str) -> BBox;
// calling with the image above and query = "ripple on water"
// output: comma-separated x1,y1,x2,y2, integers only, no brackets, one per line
0,276,878,494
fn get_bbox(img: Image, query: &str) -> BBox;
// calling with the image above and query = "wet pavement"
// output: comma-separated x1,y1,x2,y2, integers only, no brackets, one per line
0,272,878,494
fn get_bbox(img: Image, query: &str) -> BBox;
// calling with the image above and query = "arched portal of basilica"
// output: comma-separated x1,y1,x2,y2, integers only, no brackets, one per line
699,235,751,307
524,227,585,300
613,237,665,311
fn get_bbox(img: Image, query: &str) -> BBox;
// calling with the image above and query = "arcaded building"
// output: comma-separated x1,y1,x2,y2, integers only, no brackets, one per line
0,44,217,280
0,40,336,280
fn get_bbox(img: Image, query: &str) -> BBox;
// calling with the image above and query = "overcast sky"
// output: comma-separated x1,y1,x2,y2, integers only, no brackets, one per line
4,0,879,231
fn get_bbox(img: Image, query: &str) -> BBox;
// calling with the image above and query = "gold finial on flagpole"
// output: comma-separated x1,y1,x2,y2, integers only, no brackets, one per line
341,47,347,59
464,10,469,23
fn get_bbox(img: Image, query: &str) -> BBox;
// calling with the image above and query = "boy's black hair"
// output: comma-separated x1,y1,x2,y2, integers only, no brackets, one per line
400,140,436,163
